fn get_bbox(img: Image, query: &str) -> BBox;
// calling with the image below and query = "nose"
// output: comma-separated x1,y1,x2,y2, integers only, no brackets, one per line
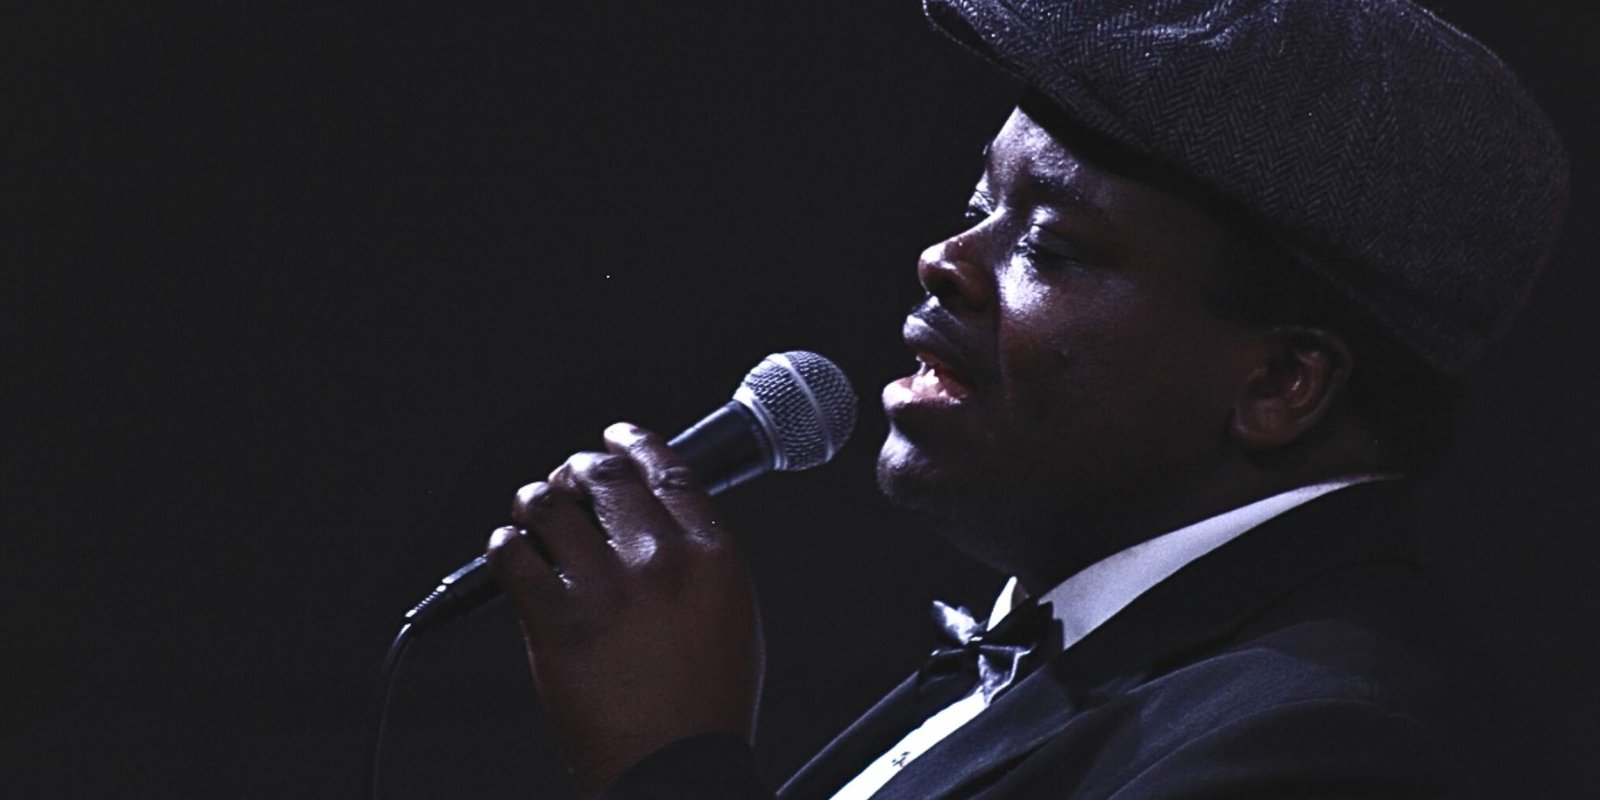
916,232,994,315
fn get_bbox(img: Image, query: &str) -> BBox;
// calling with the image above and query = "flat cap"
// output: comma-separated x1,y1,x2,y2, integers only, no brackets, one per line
924,0,1568,375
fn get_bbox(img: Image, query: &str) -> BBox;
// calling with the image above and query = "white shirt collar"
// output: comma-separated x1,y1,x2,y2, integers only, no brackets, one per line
986,474,1398,648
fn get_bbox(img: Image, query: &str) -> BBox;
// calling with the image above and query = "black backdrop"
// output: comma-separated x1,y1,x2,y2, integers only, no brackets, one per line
7,1,1597,797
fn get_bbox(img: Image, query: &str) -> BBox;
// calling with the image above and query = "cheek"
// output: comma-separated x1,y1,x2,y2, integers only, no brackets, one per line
994,272,1069,418
994,269,1134,424
1088,308,1243,447
994,282,1242,464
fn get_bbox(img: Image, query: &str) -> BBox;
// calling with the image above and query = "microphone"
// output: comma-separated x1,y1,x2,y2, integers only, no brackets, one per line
401,350,858,632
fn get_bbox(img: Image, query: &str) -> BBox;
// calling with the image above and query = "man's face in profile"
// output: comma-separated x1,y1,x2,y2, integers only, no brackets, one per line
877,106,1263,582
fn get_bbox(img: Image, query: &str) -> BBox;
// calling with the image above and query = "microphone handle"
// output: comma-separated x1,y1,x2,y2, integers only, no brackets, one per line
666,400,772,496
403,401,773,631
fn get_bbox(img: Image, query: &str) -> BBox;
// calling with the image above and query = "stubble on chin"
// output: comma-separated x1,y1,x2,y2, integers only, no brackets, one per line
877,430,1014,558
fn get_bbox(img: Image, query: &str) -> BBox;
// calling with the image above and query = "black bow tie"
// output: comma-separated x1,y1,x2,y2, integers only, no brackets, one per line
918,598,1055,702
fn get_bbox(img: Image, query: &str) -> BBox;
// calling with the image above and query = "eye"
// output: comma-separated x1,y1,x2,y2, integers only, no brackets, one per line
1015,225,1085,269
955,202,992,232
954,188,998,233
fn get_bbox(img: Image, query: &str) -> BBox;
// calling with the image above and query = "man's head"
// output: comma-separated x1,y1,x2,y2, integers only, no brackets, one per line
874,0,1567,588
879,104,1394,589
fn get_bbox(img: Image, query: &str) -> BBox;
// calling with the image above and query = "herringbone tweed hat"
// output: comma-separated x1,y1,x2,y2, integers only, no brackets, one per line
924,0,1568,376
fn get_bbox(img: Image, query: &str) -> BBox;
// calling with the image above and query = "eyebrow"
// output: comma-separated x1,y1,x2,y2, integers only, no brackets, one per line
979,142,1111,224
1025,169,1092,210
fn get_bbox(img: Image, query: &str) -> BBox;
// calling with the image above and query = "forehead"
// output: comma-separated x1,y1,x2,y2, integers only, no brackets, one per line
982,106,1239,254
990,108,1082,182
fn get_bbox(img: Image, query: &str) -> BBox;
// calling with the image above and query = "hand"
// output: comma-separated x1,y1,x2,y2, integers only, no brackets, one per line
484,422,764,791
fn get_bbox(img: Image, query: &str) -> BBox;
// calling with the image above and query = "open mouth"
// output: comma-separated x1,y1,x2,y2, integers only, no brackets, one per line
886,310,983,410
908,351,972,400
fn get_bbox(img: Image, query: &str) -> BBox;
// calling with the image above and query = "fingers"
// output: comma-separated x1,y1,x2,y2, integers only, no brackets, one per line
490,422,727,603
484,525,563,610
601,423,723,543
550,428,705,566
510,479,614,581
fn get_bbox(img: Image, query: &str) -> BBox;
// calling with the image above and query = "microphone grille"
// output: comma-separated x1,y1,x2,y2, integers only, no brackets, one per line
736,351,858,471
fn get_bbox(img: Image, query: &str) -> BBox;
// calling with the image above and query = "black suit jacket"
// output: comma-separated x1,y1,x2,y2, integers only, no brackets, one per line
608,482,1449,799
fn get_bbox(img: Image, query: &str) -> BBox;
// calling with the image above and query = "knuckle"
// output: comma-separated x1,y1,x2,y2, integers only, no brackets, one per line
512,481,555,517
619,535,686,582
627,430,667,456
651,465,701,494
573,451,631,481
612,534,660,567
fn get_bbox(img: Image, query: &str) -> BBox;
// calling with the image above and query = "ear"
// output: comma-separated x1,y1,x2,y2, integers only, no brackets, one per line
1229,327,1353,451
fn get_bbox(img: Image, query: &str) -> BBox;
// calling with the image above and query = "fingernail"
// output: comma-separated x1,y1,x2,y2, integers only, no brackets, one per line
606,421,642,445
489,526,522,549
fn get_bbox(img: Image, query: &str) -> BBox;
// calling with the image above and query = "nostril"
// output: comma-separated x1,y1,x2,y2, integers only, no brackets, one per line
917,240,992,314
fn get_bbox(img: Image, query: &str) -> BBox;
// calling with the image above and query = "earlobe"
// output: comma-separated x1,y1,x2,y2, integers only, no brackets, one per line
1230,328,1352,450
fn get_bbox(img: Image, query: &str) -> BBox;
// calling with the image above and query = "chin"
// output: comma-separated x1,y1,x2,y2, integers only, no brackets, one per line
877,427,1084,580
876,441,1036,576
876,428,989,518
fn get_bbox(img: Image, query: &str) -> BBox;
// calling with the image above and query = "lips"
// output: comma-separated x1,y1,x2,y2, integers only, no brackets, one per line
905,326,974,399
884,301,988,410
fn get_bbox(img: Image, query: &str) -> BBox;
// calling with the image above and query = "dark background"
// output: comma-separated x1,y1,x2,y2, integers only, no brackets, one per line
6,1,1596,797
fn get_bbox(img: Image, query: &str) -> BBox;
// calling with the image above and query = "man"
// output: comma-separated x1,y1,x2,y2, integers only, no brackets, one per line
483,0,1567,797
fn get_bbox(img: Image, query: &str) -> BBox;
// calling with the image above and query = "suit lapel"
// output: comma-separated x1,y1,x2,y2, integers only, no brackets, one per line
867,657,1086,800
777,675,925,800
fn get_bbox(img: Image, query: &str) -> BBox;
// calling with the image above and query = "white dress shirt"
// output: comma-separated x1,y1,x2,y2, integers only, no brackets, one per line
827,475,1393,800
